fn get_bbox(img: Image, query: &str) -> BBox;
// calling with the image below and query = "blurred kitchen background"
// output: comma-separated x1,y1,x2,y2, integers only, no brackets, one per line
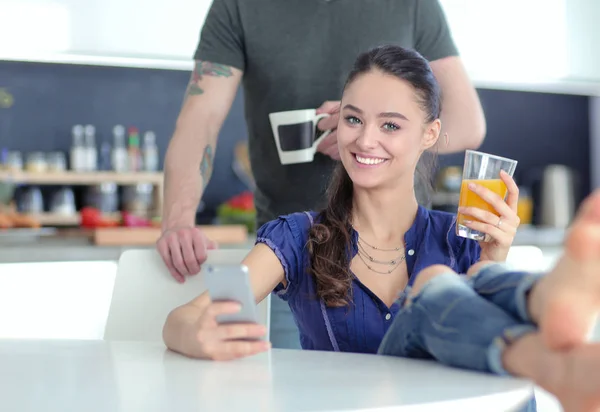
2,4,598,410
0,0,599,260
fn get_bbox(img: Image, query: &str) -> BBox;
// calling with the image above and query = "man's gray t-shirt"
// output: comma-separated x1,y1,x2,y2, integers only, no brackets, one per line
195,0,458,225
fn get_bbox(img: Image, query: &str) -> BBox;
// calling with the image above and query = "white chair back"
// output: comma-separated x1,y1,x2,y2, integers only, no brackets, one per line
506,245,545,272
0,261,116,340
104,248,270,342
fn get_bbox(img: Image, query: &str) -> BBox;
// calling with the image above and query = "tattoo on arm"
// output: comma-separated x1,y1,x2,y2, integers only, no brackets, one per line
200,144,215,187
187,61,234,96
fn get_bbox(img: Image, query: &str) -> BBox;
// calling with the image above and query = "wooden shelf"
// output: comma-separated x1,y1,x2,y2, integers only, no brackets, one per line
27,212,123,226
31,213,79,226
1,171,165,217
0,170,163,185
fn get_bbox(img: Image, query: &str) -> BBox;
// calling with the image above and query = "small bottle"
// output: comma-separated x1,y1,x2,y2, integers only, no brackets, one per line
70,125,86,172
84,124,98,171
127,127,143,172
111,125,128,172
99,141,112,171
142,131,159,172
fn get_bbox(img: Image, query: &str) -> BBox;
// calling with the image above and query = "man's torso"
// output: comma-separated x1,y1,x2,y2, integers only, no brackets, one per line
231,0,427,223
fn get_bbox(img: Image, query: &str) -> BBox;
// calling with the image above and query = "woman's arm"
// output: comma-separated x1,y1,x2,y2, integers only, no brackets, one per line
163,243,286,358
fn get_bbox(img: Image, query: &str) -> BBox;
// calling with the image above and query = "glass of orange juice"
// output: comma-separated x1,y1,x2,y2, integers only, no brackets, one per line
456,150,518,241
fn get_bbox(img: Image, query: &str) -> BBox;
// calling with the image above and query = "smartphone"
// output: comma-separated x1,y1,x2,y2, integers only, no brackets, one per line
204,263,259,326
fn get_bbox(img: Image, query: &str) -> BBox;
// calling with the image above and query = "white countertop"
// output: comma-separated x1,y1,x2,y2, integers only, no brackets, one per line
0,339,533,412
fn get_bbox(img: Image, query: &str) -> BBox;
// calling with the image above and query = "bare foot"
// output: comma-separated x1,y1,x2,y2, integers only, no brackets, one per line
529,190,600,349
504,334,600,412
549,344,600,412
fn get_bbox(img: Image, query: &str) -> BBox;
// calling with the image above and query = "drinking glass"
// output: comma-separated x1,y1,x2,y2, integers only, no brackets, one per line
456,150,518,241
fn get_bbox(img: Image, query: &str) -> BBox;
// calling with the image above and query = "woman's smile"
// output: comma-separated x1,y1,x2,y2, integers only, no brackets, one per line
352,153,389,168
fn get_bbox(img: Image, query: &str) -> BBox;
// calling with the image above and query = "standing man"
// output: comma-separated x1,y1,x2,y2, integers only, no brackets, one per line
157,0,486,349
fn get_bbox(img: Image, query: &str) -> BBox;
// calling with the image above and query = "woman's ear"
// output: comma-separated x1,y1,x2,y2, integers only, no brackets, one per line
422,119,441,151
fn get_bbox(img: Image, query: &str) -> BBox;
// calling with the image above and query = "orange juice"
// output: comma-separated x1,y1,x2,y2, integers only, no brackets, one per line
457,179,507,225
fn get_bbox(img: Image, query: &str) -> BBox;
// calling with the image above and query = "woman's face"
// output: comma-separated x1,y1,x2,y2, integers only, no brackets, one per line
337,70,440,190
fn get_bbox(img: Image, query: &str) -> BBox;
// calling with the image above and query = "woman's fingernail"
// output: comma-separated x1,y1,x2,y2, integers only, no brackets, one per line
468,183,476,190
464,220,472,224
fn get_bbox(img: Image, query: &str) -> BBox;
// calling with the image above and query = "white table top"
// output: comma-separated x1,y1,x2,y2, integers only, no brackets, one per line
0,340,533,412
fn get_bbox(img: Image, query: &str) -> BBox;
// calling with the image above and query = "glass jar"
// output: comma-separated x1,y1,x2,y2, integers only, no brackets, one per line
25,152,47,173
46,152,67,172
4,151,23,172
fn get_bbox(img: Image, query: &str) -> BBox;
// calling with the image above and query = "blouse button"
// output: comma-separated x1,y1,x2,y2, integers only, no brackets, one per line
407,249,415,256
385,313,391,321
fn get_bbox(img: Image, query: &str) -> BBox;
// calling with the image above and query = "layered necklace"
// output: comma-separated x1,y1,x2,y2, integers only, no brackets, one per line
356,234,406,275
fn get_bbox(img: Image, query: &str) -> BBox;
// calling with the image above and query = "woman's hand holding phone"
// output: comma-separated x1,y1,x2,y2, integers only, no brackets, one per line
189,300,271,361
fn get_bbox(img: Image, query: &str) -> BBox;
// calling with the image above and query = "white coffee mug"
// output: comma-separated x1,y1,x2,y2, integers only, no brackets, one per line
269,108,333,165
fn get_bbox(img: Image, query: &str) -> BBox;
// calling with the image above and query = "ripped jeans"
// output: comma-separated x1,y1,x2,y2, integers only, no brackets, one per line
378,263,544,412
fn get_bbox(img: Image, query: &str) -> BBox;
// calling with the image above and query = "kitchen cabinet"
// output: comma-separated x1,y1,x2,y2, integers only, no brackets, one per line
0,0,210,66
438,0,600,92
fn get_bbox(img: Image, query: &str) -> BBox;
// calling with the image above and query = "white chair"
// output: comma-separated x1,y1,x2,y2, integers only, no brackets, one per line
104,248,270,342
0,261,117,340
506,245,545,272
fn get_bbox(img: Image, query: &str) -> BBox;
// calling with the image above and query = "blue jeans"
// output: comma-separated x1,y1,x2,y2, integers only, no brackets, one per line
378,263,544,412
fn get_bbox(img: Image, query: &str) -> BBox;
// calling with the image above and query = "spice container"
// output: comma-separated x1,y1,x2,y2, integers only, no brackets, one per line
111,125,128,172
123,183,154,217
84,124,98,171
4,151,23,172
143,131,159,172
47,152,67,172
70,125,87,172
25,152,47,173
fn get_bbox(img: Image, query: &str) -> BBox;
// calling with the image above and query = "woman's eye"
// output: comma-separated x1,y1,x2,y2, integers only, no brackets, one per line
383,122,400,132
345,115,361,125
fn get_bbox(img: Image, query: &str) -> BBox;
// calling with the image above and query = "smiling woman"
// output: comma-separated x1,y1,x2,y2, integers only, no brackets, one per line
163,46,600,412
308,46,445,307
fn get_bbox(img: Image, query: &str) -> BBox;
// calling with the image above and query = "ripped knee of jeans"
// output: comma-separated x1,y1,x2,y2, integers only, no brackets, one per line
404,269,461,308
467,261,512,279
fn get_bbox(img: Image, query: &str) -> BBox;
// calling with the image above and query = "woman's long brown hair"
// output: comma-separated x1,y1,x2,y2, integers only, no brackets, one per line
306,45,442,307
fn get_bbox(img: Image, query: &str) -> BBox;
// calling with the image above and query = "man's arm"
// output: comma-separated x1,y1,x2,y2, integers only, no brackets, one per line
430,56,486,154
162,60,242,231
413,0,486,154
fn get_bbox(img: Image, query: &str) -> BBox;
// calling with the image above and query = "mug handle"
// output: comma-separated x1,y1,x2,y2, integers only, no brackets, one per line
312,113,333,150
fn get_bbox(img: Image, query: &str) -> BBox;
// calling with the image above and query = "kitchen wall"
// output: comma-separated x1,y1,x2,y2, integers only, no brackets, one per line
0,60,591,217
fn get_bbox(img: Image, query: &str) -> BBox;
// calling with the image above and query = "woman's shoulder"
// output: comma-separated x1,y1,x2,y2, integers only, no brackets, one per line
256,211,319,243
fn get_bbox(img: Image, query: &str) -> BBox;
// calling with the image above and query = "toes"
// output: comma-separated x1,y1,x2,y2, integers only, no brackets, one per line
579,191,600,221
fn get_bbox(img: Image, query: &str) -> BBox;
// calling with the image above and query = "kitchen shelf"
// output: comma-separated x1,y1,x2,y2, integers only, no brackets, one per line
30,213,80,226
27,212,122,227
0,170,163,185
0,171,165,218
